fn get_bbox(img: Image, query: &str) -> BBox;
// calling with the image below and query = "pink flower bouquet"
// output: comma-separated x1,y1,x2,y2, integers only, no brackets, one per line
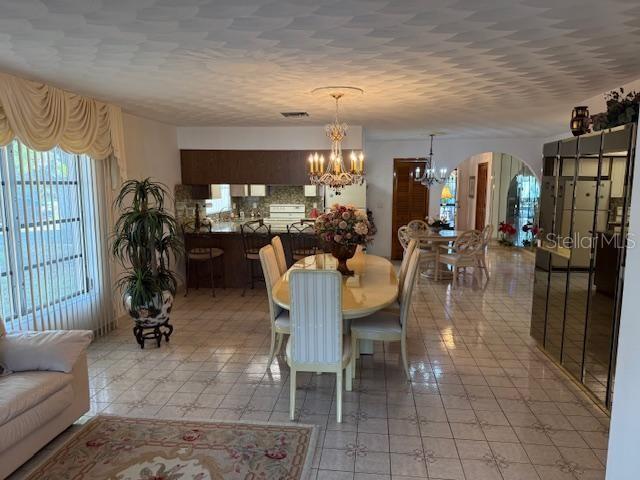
314,204,371,247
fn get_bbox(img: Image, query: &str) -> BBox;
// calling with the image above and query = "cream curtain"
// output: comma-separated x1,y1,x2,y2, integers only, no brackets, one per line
0,72,126,179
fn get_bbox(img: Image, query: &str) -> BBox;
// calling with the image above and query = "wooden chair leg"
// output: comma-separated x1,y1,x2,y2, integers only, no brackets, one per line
289,368,297,421
210,258,216,297
220,255,226,288
184,258,189,297
351,334,358,379
275,333,284,357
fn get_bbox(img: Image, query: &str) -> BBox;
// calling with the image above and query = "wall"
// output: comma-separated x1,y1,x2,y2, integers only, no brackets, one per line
605,127,640,480
123,113,181,191
178,126,363,150
455,152,492,231
363,136,545,256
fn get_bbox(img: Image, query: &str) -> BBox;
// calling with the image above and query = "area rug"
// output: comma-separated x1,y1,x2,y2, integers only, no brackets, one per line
25,415,318,480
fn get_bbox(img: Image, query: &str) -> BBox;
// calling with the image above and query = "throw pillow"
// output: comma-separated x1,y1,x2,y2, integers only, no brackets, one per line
0,330,93,373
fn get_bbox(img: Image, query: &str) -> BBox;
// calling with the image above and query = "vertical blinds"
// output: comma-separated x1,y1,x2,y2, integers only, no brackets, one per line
0,139,114,335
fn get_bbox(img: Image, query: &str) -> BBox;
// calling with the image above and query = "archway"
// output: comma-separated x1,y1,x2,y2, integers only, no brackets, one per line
436,152,540,247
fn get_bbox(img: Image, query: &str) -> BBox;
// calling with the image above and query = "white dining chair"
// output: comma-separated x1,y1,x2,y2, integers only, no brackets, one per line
271,235,288,276
286,269,353,423
350,248,420,381
259,245,290,367
397,225,410,250
475,225,493,280
407,219,429,233
437,230,483,288
398,238,417,296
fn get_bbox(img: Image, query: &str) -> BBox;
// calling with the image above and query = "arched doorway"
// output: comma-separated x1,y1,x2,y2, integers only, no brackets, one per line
445,152,540,246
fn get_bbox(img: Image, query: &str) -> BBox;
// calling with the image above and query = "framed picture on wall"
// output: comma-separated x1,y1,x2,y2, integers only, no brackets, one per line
468,176,476,198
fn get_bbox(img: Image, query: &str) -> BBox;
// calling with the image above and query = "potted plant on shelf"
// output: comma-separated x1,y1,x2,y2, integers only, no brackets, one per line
314,204,371,276
112,178,182,348
498,221,517,246
591,88,640,131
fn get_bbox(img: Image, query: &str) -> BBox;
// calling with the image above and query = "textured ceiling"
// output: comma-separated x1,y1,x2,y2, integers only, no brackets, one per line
0,0,639,139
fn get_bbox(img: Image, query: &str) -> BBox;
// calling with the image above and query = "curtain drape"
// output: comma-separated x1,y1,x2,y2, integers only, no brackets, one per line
0,72,127,180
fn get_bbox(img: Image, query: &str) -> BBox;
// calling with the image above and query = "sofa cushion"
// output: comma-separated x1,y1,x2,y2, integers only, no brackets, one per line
0,383,73,453
0,371,72,426
0,330,92,373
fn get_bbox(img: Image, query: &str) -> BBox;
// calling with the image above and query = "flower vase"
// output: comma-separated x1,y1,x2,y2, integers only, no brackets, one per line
331,243,357,276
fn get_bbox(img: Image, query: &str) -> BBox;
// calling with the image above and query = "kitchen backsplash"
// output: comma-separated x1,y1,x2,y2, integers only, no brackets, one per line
233,186,322,218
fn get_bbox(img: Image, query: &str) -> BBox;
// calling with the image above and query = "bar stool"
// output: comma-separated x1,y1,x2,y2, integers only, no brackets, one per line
240,220,272,296
287,220,317,261
185,247,225,297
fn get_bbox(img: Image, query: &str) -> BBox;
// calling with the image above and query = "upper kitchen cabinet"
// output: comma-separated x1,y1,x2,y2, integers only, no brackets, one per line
249,185,266,196
180,150,328,185
230,184,249,196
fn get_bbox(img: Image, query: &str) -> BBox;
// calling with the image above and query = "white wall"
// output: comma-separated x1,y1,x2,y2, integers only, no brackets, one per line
178,126,363,150
123,113,181,190
455,152,493,231
363,136,545,256
605,128,640,480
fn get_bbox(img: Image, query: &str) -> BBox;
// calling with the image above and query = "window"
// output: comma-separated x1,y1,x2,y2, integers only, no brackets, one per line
0,140,92,322
439,169,458,227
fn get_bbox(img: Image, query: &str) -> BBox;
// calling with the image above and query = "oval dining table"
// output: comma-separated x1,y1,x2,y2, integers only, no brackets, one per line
272,252,399,354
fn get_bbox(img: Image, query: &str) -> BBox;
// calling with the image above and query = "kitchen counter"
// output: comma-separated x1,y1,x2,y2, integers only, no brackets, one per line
183,222,318,289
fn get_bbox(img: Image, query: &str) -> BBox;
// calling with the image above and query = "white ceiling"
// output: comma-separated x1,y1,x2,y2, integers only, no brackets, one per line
0,0,639,139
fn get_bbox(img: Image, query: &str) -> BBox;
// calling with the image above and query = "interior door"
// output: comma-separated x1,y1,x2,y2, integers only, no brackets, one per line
475,162,489,230
391,158,429,260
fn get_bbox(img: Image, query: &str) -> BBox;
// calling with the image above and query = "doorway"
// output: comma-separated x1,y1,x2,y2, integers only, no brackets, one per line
475,162,489,230
391,158,429,259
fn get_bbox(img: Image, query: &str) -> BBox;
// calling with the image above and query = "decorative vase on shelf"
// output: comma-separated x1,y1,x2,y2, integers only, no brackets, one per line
570,106,591,136
331,243,357,276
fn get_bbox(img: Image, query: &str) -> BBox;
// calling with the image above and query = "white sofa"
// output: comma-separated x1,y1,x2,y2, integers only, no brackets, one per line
0,331,91,480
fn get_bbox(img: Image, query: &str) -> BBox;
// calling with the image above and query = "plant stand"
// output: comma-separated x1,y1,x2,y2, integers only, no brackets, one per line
133,318,173,349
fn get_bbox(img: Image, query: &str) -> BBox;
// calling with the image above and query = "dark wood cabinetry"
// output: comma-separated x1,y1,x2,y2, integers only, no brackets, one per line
180,149,330,185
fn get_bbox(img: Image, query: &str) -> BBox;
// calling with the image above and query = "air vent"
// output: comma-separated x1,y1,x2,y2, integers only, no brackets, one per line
281,111,309,118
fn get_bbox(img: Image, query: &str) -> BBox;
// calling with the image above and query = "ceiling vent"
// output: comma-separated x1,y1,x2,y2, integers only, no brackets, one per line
281,111,309,118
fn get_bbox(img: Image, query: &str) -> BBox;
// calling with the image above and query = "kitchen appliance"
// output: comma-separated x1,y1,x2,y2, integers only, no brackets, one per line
325,181,366,210
263,204,307,231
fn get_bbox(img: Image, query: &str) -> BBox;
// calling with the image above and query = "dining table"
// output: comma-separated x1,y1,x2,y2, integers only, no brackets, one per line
272,251,398,354
407,229,462,280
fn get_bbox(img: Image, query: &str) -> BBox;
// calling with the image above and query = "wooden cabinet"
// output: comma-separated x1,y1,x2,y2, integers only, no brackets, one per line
249,185,267,196
230,184,249,196
180,149,329,185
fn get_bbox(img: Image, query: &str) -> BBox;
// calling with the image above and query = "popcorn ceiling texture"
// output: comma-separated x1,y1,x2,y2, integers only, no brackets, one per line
0,1,638,138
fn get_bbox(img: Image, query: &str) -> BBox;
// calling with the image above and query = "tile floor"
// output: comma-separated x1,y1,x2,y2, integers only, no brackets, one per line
27,247,613,479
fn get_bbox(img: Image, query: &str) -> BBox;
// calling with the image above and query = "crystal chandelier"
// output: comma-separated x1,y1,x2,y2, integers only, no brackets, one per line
415,133,447,187
308,89,365,190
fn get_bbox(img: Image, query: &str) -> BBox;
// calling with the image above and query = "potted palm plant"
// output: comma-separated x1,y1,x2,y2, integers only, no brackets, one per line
112,178,182,348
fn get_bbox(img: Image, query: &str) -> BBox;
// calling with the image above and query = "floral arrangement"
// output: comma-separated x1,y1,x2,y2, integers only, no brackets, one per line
591,88,640,131
522,223,540,248
314,204,371,246
498,221,517,246
426,216,450,229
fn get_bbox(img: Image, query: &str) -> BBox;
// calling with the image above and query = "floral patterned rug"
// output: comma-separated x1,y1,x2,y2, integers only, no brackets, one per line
25,415,317,480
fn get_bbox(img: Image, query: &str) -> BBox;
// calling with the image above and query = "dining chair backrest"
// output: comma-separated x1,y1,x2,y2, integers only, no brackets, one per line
397,226,410,250
259,245,283,322
289,269,343,367
453,230,483,256
398,238,417,300
407,219,429,233
399,248,420,334
480,224,493,249
271,236,288,275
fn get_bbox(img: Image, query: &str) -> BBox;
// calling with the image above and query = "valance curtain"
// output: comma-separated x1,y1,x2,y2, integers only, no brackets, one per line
0,72,126,179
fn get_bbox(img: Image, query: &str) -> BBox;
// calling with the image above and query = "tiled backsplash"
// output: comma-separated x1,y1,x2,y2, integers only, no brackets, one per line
233,186,322,218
